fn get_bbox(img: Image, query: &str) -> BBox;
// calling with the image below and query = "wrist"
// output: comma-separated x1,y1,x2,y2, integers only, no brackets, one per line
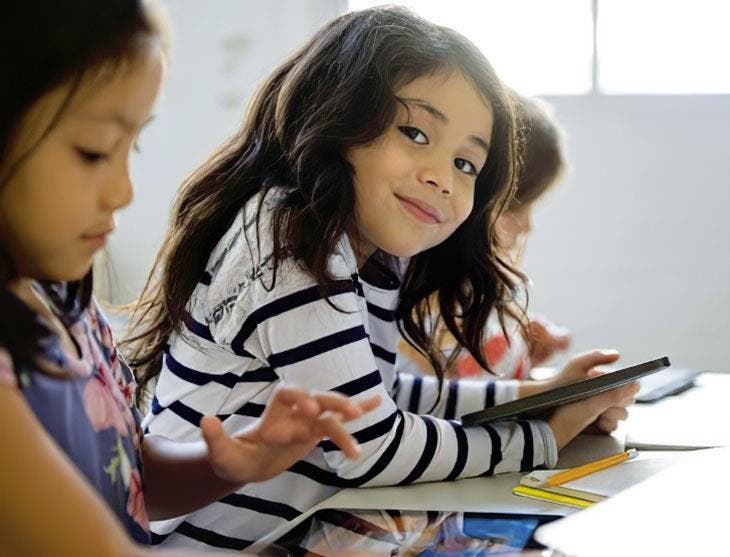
547,415,577,450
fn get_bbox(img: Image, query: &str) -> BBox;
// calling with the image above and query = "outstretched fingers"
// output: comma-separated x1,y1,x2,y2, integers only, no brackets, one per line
269,386,321,417
314,411,362,459
310,391,382,421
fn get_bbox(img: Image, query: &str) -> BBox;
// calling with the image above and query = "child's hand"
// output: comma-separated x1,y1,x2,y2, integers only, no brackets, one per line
522,349,637,444
548,349,620,388
199,386,381,484
542,349,639,448
548,381,639,450
527,315,571,366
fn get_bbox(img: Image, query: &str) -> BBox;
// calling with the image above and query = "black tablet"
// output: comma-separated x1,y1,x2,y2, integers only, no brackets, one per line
461,356,671,427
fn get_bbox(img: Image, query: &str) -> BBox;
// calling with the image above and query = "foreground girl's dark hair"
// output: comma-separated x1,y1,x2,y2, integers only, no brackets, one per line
126,6,526,402
0,0,165,372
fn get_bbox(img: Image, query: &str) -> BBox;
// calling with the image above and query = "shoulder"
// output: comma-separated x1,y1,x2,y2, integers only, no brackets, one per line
197,189,361,345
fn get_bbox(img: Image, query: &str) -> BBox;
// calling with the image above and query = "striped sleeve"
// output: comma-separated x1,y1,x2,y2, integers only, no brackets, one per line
392,372,520,419
223,267,557,487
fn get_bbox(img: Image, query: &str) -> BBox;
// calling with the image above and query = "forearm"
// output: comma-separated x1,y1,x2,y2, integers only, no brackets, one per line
1,388,148,557
324,405,558,486
517,379,551,399
141,435,242,521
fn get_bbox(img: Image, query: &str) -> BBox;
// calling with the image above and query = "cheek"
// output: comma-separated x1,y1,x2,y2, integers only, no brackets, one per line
9,164,90,239
454,192,475,225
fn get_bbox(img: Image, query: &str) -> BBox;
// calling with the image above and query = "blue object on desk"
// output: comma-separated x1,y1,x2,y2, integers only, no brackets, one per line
635,368,701,403
268,509,561,555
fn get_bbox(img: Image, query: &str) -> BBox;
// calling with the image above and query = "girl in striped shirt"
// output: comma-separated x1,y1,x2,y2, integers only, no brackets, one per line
127,6,637,551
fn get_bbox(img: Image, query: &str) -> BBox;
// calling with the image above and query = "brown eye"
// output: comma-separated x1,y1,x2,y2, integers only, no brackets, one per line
455,157,477,176
398,126,429,145
75,147,108,164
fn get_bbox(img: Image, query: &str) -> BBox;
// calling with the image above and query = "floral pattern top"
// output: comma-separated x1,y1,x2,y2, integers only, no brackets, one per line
0,286,149,544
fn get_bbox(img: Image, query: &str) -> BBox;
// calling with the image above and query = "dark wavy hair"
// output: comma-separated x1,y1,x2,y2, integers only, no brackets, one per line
126,6,526,402
0,1,166,373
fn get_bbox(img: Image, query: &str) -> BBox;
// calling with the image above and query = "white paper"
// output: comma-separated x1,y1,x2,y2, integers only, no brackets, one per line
626,373,730,450
535,448,730,557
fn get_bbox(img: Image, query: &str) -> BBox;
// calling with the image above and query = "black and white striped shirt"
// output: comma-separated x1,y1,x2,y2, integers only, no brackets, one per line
143,189,558,551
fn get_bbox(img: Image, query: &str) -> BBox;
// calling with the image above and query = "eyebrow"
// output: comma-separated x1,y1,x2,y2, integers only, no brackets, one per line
400,96,491,155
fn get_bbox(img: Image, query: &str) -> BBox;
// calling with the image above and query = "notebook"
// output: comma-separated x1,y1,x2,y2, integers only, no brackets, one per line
462,357,670,426
513,451,686,509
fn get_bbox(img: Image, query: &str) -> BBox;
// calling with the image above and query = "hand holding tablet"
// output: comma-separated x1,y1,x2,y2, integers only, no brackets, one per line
461,357,671,427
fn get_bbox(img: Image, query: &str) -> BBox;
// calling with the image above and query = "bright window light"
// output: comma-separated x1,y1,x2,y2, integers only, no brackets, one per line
348,0,593,95
598,0,730,94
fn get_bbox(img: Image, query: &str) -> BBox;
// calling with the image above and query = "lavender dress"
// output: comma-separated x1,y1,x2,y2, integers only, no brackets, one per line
0,285,149,544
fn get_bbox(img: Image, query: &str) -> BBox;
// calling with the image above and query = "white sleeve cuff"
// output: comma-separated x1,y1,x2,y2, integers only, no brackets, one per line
533,420,559,469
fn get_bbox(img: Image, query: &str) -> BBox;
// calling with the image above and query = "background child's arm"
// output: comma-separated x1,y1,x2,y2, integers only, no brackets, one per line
526,315,571,366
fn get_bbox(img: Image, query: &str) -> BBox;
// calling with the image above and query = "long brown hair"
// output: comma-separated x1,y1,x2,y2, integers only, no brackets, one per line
0,0,166,374
125,6,526,402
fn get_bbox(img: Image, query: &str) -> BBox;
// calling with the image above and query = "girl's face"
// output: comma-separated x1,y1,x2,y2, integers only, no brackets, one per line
495,205,533,252
0,46,163,282
347,71,493,264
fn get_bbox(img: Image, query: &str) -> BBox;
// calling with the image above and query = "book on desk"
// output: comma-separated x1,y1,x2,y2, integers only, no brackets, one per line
512,451,686,509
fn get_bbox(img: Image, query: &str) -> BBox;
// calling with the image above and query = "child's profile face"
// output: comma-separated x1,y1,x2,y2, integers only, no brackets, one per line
0,46,163,282
347,70,493,264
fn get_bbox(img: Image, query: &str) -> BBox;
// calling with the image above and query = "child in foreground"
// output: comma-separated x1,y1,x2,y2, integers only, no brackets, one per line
127,6,638,550
0,2,378,555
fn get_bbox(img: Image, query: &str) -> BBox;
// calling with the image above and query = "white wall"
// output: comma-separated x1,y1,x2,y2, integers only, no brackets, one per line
105,0,344,302
107,1,730,371
524,95,730,372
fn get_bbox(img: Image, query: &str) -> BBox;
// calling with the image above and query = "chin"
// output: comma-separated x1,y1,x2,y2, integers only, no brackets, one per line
47,263,94,283
381,241,435,259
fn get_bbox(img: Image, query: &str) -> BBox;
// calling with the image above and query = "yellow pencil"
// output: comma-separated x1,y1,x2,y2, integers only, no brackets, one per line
512,485,594,509
539,448,638,488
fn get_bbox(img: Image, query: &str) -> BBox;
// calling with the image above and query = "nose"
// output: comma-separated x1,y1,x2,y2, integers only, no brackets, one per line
417,155,453,197
102,165,134,211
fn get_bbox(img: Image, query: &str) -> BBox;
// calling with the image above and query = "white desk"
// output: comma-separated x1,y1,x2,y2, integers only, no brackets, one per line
249,374,730,554
246,433,622,553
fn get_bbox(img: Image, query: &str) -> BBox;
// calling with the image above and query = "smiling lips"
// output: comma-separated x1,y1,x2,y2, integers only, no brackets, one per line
395,194,444,225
